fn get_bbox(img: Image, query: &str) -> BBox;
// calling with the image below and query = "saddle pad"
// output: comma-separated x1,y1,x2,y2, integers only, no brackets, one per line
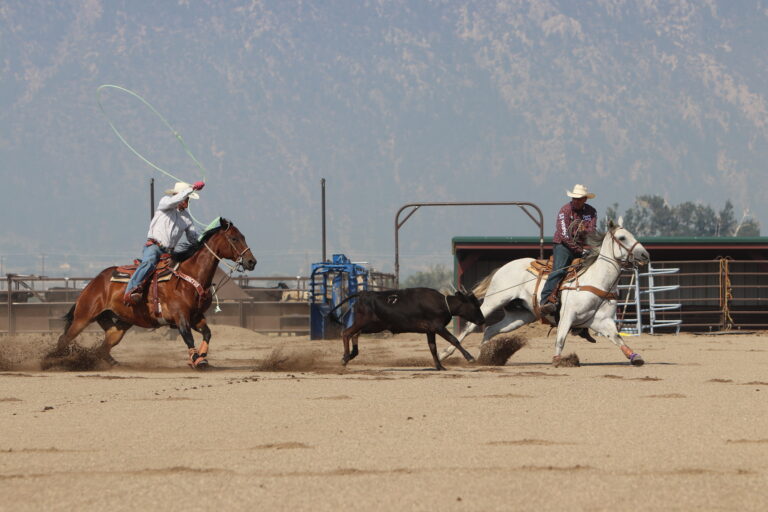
526,257,583,279
110,263,177,283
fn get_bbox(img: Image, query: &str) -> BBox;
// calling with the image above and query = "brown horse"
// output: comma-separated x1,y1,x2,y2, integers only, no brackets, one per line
51,217,256,369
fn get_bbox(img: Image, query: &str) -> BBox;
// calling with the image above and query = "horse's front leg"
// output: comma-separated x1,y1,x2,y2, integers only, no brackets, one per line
192,316,212,361
177,316,207,369
590,314,645,366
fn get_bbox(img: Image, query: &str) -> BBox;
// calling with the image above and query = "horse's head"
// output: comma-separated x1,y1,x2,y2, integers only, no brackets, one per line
206,218,257,271
605,217,649,266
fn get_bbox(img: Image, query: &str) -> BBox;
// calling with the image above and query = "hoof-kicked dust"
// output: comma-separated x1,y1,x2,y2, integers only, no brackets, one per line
0,334,68,371
255,347,331,372
477,335,527,366
553,353,580,367
391,357,433,367
41,344,104,371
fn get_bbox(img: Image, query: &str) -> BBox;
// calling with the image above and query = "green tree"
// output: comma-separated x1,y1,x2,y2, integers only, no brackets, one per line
612,196,760,237
402,264,453,291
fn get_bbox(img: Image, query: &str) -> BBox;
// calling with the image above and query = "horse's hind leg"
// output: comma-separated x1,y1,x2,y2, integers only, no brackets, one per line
54,305,96,355
96,312,132,366
481,310,536,345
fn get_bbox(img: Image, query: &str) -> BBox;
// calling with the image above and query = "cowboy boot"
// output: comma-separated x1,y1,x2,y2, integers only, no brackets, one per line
123,286,143,306
539,300,557,316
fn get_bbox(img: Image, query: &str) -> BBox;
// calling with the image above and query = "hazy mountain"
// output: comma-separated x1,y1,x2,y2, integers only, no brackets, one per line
2,0,767,278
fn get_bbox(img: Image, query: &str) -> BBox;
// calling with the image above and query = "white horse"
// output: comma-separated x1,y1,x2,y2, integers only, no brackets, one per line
439,220,650,366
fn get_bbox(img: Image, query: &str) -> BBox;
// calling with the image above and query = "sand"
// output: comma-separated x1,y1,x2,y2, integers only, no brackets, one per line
1,323,767,511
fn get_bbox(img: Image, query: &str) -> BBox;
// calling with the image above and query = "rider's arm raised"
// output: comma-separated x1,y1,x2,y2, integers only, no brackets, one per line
157,186,195,211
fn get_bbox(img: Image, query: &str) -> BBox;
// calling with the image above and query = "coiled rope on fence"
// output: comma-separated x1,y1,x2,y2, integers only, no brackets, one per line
718,257,734,331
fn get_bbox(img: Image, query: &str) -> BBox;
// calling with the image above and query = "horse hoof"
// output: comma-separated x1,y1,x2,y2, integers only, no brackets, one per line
629,353,644,366
188,358,208,370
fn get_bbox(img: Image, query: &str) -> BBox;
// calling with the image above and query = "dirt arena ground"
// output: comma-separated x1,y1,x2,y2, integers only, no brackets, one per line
1,323,767,511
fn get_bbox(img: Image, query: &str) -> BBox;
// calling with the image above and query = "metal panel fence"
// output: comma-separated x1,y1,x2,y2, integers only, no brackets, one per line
615,259,768,332
1,272,396,336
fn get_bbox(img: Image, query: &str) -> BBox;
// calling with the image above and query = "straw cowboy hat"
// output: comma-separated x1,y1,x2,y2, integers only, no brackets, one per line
165,181,199,200
566,184,595,199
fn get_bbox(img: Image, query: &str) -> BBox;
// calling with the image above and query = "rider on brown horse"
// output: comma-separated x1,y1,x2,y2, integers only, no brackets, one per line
124,181,205,305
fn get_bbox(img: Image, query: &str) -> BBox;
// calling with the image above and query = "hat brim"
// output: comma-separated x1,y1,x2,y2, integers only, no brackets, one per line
165,189,200,200
566,191,595,199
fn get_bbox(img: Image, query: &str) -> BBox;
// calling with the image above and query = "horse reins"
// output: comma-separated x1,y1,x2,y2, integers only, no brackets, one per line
200,225,254,311
203,225,253,273
558,228,642,303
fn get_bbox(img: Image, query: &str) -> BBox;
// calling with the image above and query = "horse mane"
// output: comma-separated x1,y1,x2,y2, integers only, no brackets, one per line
172,217,232,263
580,229,609,269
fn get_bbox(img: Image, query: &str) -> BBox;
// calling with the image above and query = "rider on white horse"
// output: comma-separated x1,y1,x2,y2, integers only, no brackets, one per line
123,181,205,305
539,184,598,316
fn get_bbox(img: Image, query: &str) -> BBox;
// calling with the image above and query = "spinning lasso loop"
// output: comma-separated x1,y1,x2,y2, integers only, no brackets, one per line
96,84,209,226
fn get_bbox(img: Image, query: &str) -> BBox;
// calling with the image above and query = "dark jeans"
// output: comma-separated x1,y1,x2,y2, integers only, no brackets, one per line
540,243,576,304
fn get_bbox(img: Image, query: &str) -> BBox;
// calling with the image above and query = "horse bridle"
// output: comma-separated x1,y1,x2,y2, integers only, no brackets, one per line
204,225,253,273
607,228,642,269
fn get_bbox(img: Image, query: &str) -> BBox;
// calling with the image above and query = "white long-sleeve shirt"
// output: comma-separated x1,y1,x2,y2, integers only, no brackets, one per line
146,186,199,249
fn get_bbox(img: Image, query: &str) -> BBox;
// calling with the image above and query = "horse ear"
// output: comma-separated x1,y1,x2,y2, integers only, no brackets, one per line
617,216,624,228
608,218,616,230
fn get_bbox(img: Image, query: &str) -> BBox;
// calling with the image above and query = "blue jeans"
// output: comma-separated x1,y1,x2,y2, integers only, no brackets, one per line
126,244,163,292
540,243,576,304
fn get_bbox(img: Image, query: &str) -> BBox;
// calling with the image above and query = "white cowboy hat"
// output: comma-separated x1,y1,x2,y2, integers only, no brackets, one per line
566,184,595,199
165,181,199,200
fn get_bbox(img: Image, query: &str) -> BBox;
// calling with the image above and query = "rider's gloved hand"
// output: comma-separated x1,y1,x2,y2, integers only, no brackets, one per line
192,181,205,191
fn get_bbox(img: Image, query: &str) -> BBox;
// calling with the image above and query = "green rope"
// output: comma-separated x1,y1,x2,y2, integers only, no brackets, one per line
97,84,209,225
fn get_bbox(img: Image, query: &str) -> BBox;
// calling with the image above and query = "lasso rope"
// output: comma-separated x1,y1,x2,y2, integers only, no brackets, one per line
96,84,209,226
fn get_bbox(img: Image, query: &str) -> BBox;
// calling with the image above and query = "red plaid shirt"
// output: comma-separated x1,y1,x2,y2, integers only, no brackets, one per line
552,201,597,254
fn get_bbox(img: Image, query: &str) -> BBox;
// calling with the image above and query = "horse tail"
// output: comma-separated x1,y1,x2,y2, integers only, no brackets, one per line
472,268,499,299
62,304,76,331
